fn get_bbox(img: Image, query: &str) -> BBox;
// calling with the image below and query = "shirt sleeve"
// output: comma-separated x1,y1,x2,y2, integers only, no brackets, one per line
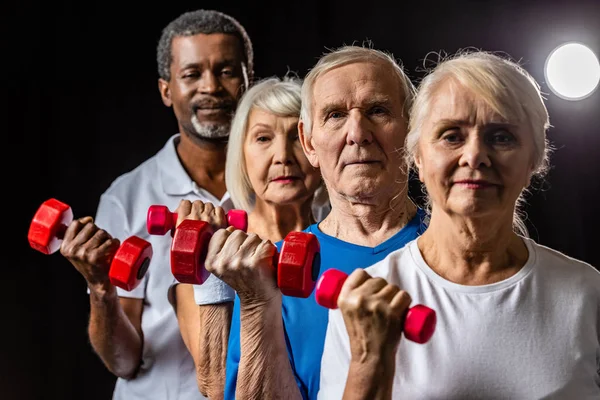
318,308,351,399
192,274,235,305
91,193,148,299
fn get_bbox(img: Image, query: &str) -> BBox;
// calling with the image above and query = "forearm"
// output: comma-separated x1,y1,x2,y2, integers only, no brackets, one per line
196,302,233,400
88,285,142,379
237,296,302,400
342,359,396,400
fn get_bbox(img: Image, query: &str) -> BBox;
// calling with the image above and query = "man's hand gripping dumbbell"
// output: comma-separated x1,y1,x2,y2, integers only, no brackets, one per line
28,198,153,291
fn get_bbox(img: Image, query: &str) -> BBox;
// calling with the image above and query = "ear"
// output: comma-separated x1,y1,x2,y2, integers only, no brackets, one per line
298,120,319,168
158,78,172,107
413,152,425,182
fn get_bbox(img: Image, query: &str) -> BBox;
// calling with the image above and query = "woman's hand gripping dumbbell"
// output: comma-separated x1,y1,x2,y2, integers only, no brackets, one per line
315,268,436,344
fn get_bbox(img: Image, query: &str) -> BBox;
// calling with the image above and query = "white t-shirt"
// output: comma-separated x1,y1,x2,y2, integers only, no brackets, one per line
94,134,232,400
320,237,600,399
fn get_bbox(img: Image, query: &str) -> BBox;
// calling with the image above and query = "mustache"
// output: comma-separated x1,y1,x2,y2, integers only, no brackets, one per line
192,98,235,110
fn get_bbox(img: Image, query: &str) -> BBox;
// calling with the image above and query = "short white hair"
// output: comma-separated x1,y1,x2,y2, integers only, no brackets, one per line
300,45,416,136
226,76,329,212
405,50,552,236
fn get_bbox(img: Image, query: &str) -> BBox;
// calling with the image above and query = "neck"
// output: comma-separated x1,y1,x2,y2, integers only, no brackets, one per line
418,208,529,285
176,132,228,199
248,198,315,243
319,187,416,247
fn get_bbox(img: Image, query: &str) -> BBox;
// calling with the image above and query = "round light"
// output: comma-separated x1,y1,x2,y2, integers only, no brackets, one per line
544,42,600,101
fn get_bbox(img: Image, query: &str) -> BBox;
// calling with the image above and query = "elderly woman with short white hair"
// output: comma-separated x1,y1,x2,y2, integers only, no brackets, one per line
319,50,600,399
171,76,328,398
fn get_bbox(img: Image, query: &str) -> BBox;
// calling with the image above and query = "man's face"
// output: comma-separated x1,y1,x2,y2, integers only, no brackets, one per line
299,61,408,204
159,33,246,141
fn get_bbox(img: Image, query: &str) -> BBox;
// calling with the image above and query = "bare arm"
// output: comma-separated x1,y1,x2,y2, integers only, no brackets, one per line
342,360,396,400
88,285,143,379
338,269,411,400
175,283,232,399
59,217,144,379
236,295,302,400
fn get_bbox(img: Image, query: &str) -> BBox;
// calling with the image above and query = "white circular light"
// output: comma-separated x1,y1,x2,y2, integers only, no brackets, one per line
544,42,600,101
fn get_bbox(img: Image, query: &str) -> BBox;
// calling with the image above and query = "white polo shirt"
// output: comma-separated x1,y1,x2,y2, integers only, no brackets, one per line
94,134,232,400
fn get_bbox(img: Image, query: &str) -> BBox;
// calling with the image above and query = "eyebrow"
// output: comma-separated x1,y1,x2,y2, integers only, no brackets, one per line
434,118,517,129
248,123,274,133
179,59,239,70
318,96,393,116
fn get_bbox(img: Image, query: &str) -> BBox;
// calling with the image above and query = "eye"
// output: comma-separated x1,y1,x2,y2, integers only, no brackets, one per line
182,71,200,79
328,111,344,120
369,106,387,115
489,129,516,144
221,69,234,77
442,130,462,143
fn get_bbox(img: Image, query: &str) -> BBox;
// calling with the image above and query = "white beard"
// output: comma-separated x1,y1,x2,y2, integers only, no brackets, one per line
191,115,230,139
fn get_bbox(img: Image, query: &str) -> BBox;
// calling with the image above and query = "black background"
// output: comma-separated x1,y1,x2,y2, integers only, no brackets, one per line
3,0,599,398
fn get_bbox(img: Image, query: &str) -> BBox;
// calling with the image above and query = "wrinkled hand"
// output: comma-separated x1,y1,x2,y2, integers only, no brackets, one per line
205,227,279,305
175,200,227,231
60,216,121,292
338,269,412,363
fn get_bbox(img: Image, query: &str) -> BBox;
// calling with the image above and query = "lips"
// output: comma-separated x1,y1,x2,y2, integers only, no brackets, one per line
271,176,300,182
193,100,234,113
345,160,380,166
453,179,497,188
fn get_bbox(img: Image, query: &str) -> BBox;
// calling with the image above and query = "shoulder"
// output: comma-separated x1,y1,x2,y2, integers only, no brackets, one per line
365,238,418,278
526,237,600,291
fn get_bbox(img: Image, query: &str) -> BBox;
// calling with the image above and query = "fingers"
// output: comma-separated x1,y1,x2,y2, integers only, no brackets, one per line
389,288,412,319
62,216,94,243
61,218,108,257
176,200,227,230
339,269,372,299
176,200,193,227
205,228,234,273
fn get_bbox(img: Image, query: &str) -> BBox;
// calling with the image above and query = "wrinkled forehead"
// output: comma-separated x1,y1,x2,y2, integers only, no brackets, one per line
426,80,513,127
312,61,404,111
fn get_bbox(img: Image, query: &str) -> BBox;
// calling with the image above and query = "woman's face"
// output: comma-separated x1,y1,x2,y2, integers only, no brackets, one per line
414,81,536,221
244,108,322,208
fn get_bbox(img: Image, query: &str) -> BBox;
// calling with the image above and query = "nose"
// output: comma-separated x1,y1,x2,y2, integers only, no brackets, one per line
459,135,492,169
199,71,222,95
272,135,295,166
346,111,374,146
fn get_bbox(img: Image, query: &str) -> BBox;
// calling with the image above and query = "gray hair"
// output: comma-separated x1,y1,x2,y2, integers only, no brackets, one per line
405,50,552,236
300,45,416,136
156,9,254,85
226,76,329,212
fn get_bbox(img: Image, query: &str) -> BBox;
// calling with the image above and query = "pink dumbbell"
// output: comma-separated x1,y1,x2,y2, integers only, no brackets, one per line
315,268,437,344
146,205,248,236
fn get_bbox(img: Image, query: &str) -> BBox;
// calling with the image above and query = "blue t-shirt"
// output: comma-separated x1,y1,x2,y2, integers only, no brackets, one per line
224,209,427,399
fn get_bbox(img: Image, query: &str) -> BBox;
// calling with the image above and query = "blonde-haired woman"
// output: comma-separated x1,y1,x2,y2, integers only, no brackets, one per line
319,50,600,399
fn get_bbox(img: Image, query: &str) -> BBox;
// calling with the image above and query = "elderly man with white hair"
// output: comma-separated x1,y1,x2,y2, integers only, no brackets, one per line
200,45,427,400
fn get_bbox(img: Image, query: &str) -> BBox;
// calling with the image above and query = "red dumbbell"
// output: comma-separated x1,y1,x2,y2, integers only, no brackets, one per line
158,206,248,284
315,269,436,344
28,198,153,291
275,231,321,297
146,205,248,236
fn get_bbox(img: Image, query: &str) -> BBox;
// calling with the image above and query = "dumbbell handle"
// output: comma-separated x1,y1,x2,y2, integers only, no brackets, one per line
315,269,436,344
147,205,248,235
